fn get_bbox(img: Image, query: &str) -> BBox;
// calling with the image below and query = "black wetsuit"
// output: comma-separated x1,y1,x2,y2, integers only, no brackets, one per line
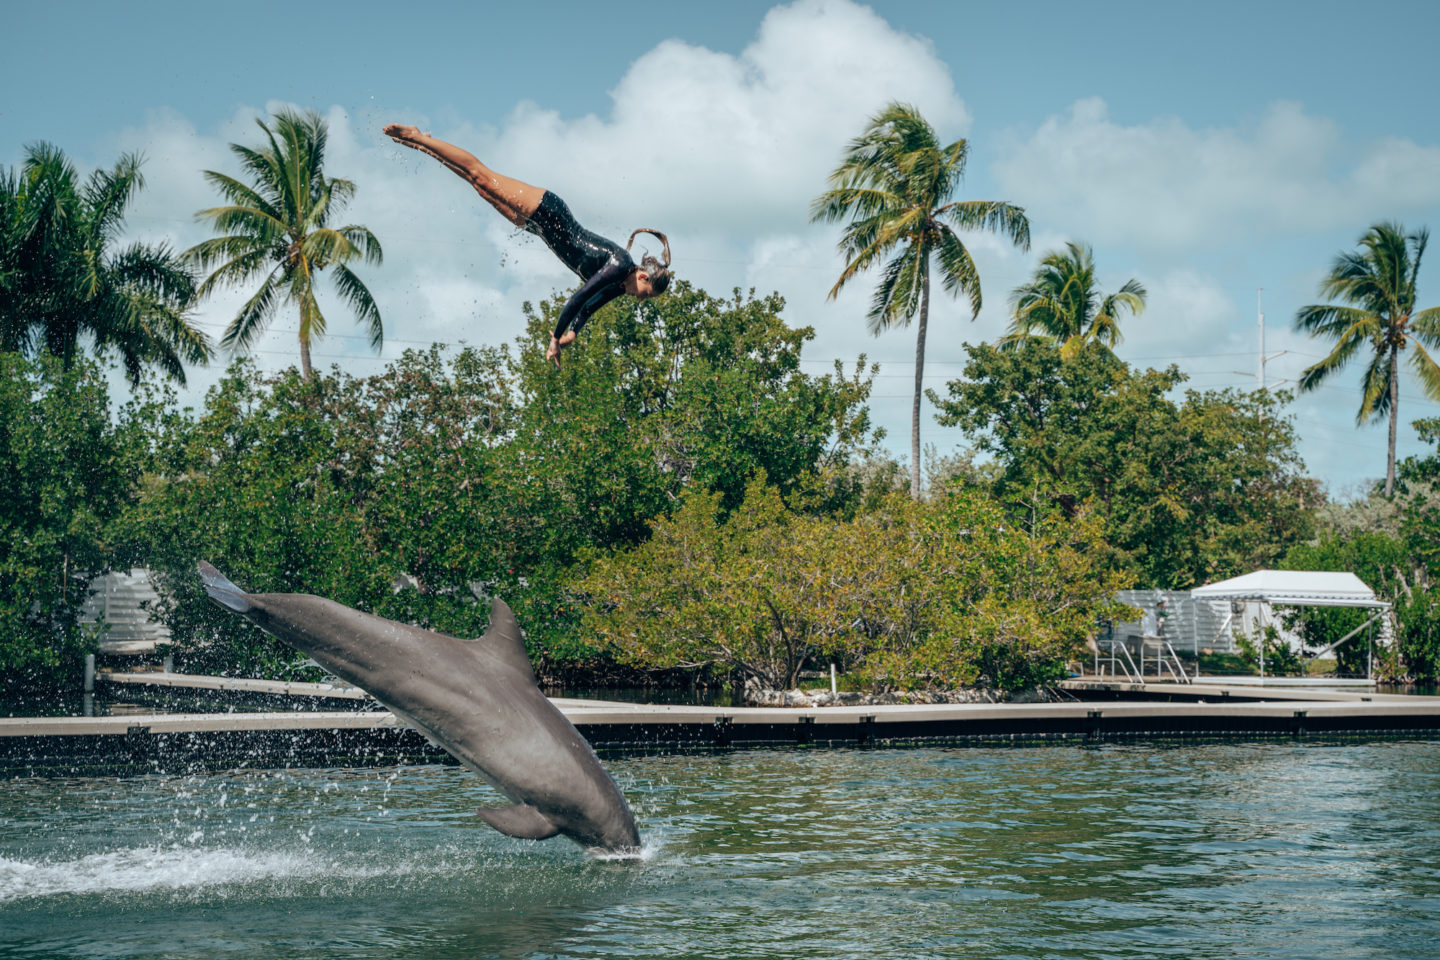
524,191,634,339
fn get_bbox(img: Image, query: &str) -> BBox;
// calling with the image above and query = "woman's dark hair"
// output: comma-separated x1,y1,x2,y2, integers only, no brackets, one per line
627,228,671,296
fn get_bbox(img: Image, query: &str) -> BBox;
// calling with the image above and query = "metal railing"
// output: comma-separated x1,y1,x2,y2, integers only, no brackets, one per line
1093,638,1193,683
1142,638,1192,684
1094,640,1141,681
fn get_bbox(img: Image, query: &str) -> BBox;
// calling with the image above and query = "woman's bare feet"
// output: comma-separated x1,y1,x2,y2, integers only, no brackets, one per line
384,124,428,149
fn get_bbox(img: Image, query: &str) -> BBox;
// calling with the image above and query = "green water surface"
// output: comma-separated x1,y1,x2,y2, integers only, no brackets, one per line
3,743,1438,958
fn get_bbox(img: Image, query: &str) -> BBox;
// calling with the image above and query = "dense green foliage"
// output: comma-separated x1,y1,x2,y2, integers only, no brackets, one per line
0,354,168,689
811,101,1029,498
0,144,210,384
930,341,1318,589
578,478,1132,692
1293,222,1440,496
186,109,383,380
114,284,879,676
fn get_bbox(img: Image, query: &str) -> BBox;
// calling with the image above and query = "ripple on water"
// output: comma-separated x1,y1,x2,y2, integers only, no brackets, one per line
2,743,1440,959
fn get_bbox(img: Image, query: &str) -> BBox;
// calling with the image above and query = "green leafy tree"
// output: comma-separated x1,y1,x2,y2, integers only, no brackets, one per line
0,143,210,384
498,282,880,658
578,480,1131,694
0,353,169,694
1280,532,1412,676
999,241,1146,358
120,351,516,677
186,109,383,380
877,490,1136,692
811,101,1030,499
1394,417,1440,676
931,340,1319,588
1398,418,1440,576
1294,222,1440,497
575,479,899,689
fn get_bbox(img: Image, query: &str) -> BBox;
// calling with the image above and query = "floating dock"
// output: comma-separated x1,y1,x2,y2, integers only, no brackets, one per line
5,684,1440,777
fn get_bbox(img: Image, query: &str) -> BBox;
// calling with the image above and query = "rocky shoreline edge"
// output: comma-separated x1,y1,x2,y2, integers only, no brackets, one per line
743,679,1066,707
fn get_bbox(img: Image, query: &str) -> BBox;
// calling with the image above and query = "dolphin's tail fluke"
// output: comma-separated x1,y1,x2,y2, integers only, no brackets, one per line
198,561,252,612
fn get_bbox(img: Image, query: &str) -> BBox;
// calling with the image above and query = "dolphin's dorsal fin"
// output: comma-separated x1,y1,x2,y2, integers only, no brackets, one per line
476,803,561,840
471,598,536,685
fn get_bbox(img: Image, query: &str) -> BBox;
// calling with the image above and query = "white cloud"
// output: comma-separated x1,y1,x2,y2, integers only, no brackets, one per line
994,97,1440,251
487,0,967,237
1119,269,1236,361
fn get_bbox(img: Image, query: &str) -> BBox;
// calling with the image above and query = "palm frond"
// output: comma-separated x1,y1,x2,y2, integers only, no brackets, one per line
332,263,383,350
1294,303,1376,338
198,171,280,223
110,241,198,305
933,227,981,317
300,227,356,268
191,243,273,295
867,246,923,335
810,186,905,224
1297,327,1369,393
1412,305,1440,344
825,214,916,300
938,200,1031,251
1408,338,1440,402
296,285,327,345
1357,349,1395,423
222,269,285,350
337,224,383,266
83,152,144,242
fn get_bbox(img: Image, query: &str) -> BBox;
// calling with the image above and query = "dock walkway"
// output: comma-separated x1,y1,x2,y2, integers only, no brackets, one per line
5,684,1440,777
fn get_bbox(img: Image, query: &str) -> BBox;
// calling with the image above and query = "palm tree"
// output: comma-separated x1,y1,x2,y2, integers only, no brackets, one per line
811,102,1029,498
0,143,210,384
187,109,383,380
999,241,1145,358
1295,222,1440,497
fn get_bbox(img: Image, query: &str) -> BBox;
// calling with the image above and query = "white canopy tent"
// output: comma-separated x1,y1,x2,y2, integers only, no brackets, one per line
1190,569,1389,680
1191,570,1388,609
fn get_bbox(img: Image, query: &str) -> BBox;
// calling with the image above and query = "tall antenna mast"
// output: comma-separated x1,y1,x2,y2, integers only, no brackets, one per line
1258,288,1265,392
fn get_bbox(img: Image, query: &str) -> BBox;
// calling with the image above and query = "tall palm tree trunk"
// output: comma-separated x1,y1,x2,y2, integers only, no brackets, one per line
298,299,315,380
911,262,931,500
1386,345,1399,497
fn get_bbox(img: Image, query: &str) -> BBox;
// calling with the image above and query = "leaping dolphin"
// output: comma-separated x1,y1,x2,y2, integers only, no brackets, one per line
197,561,640,855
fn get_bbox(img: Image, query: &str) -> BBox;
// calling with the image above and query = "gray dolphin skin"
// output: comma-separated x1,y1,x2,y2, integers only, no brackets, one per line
197,562,640,855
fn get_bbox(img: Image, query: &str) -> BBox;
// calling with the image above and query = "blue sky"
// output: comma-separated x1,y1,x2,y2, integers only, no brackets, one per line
6,0,1440,494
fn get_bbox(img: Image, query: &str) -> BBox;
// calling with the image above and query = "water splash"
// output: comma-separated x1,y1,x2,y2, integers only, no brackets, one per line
0,845,354,902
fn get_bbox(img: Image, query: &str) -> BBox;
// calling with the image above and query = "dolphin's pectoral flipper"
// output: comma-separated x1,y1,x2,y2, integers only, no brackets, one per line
470,598,537,685
476,803,562,840
197,561,251,613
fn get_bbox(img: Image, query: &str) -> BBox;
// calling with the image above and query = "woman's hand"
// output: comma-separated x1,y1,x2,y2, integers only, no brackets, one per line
546,332,577,370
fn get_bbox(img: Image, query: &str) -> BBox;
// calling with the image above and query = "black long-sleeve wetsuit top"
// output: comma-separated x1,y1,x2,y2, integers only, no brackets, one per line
524,191,634,339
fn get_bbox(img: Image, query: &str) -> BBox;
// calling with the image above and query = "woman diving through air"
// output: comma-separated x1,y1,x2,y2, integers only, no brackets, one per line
383,125,671,368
